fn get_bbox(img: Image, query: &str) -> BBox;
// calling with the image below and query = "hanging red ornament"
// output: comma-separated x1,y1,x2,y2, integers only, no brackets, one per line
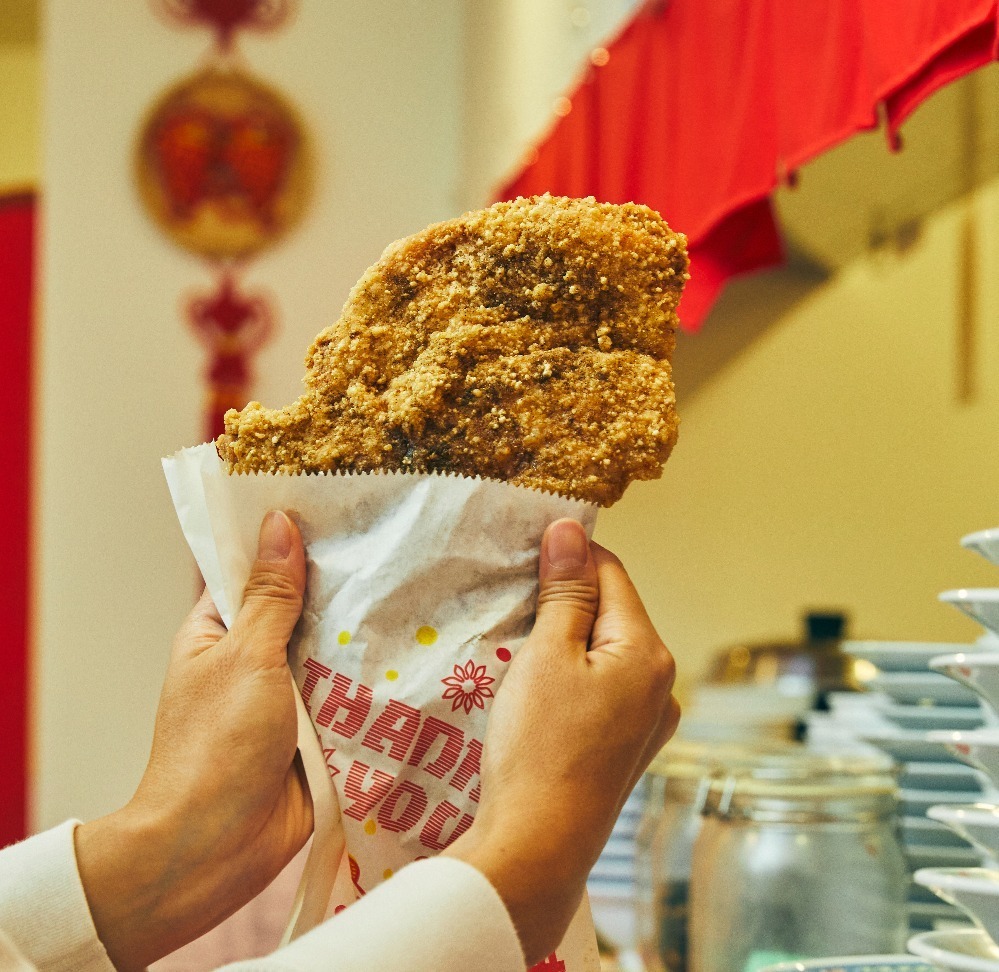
136,65,309,260
136,0,311,443
187,271,274,441
153,0,294,51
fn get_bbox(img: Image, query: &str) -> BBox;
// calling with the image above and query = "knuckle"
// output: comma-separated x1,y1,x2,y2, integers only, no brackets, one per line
538,578,599,611
244,567,302,606
645,648,676,697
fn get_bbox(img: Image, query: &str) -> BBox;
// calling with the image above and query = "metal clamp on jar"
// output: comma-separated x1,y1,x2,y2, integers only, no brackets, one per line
687,752,908,972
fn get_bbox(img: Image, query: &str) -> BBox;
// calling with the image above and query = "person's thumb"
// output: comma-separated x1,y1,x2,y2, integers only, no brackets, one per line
228,510,306,667
530,519,600,652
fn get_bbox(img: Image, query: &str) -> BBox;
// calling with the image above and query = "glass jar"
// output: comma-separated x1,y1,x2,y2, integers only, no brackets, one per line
635,740,801,972
635,756,708,972
687,755,908,972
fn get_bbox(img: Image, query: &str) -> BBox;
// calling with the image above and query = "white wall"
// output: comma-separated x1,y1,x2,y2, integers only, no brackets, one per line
36,0,463,828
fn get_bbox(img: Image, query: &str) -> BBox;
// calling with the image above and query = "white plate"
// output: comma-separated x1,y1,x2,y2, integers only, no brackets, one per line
759,957,934,972
871,672,979,707
906,844,984,870
844,641,976,673
908,928,999,972
930,654,999,720
902,761,986,793
862,729,960,763
880,702,985,732
588,857,634,882
907,900,972,929
913,868,999,943
963,530,999,570
912,881,952,905
829,690,892,711
927,731,999,790
905,815,982,849
903,790,993,817
928,804,999,861
940,591,999,639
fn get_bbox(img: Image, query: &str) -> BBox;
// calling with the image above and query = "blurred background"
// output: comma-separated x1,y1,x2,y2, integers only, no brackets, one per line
2,0,999,964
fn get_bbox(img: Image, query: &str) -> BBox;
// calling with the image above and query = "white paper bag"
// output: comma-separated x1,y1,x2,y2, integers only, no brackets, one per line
164,444,601,971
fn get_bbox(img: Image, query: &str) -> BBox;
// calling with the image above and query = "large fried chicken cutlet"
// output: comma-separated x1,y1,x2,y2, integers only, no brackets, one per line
216,194,688,506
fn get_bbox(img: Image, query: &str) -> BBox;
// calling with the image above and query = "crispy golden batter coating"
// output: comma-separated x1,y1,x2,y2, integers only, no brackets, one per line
216,194,688,505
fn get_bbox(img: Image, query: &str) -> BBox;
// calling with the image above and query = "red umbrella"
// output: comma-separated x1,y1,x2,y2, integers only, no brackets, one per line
498,0,999,330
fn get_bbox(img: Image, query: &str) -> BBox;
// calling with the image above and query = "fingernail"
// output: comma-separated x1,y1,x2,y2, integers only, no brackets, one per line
547,520,589,569
259,511,292,562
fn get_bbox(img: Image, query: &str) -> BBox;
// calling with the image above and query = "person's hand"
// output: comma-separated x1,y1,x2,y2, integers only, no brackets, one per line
445,519,680,965
76,511,313,971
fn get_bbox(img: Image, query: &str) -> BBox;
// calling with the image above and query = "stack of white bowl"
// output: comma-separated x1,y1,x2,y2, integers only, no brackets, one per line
799,528,999,950
900,528,999,970
834,636,990,933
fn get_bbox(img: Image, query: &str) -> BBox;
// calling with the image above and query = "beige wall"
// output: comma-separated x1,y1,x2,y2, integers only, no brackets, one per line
0,21,39,191
596,179,999,697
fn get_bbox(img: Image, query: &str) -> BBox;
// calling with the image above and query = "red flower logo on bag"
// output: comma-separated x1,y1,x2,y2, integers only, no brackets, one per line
442,660,495,714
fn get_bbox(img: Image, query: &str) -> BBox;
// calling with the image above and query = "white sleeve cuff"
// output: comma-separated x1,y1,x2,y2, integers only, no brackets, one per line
223,856,525,972
0,821,116,972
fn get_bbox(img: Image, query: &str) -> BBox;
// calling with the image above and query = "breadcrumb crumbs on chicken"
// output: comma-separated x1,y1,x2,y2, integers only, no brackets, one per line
216,194,688,506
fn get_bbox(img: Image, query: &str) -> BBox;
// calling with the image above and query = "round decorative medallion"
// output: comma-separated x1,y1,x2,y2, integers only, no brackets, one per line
135,64,309,261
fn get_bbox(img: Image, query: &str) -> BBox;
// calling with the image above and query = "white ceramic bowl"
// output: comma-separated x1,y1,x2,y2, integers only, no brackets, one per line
871,670,979,707
928,804,999,861
904,789,995,818
843,640,976,673
860,728,960,763
879,702,984,732
905,814,985,849
907,843,984,870
932,654,999,718
941,591,999,638
909,900,972,930
908,928,999,972
963,530,999,569
901,761,984,792
927,730,999,789
759,958,934,972
913,868,999,943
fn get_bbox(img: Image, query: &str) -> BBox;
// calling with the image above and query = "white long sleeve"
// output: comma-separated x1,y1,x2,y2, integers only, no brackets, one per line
0,822,114,972
0,824,525,972
223,856,525,972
